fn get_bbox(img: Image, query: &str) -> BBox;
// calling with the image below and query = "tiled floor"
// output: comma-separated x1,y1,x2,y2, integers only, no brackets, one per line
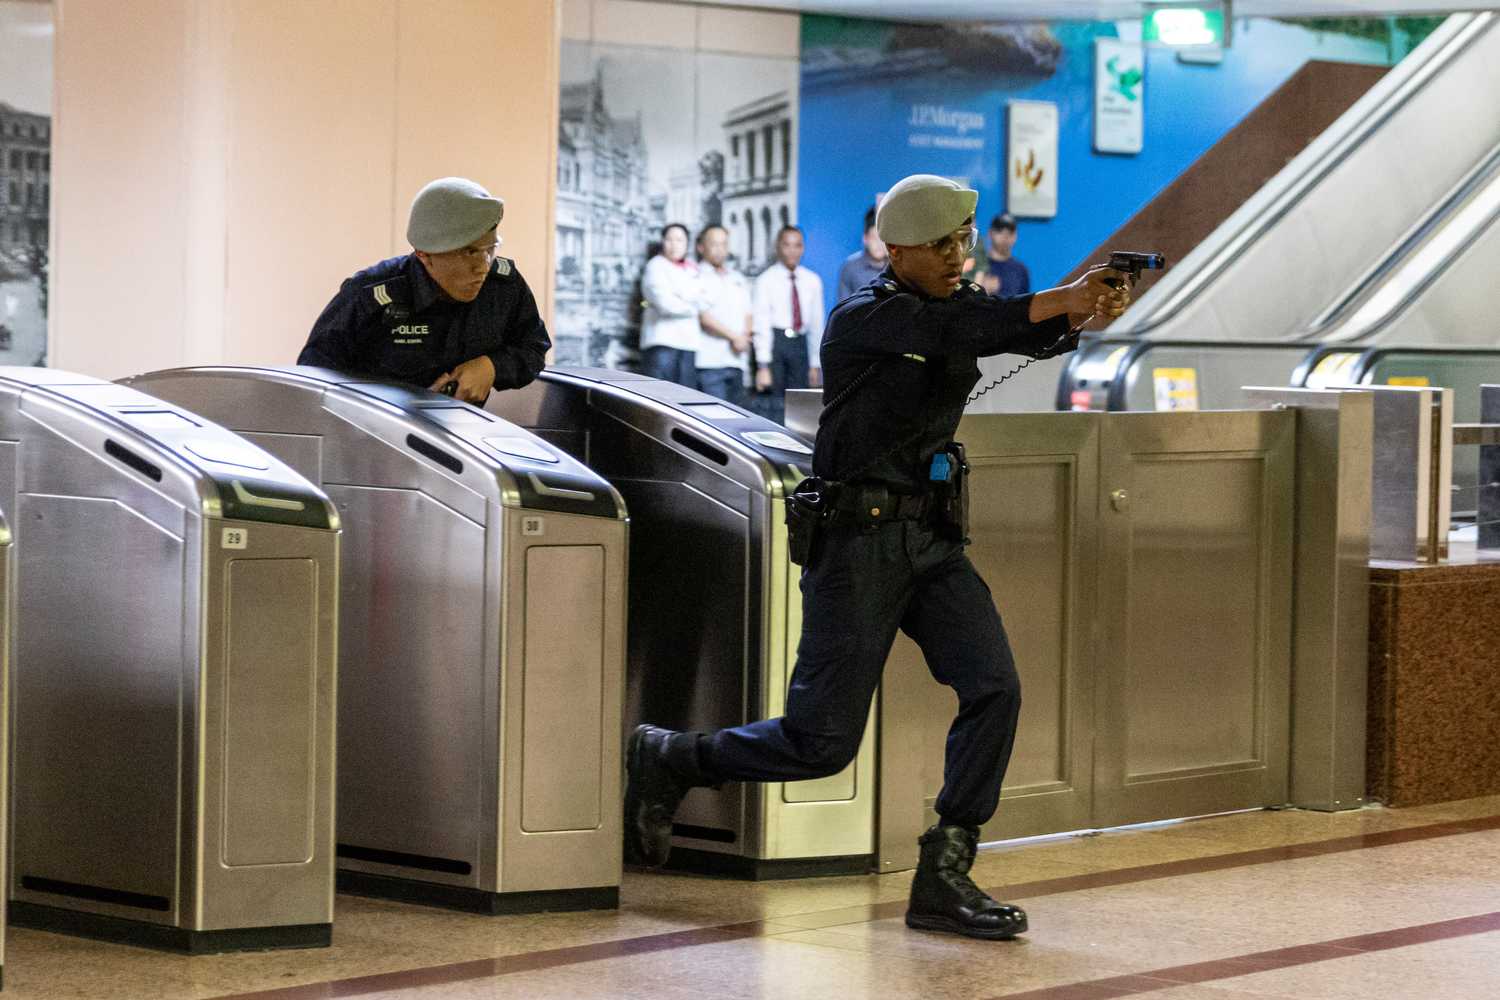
6,795,1498,999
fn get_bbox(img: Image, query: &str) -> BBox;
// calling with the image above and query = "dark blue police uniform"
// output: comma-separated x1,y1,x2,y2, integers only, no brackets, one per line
299,253,550,391
698,270,1074,829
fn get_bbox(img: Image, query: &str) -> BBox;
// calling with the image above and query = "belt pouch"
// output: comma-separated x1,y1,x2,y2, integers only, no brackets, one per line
786,477,831,566
932,442,970,543
851,484,890,534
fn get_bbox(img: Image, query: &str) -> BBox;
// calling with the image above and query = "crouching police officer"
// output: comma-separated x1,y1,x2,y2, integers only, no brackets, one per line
624,174,1131,940
298,176,551,403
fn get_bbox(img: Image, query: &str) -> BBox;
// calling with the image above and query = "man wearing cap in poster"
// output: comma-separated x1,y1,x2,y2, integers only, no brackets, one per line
299,177,551,404
975,213,1030,298
622,174,1131,941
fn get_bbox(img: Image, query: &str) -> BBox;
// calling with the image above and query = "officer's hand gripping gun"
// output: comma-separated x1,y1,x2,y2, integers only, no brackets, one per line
966,251,1164,405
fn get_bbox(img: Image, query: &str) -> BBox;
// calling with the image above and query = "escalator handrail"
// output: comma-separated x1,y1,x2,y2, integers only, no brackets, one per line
1055,336,1313,411
1350,345,1500,384
1304,151,1500,345
1302,141,1500,339
1111,13,1495,337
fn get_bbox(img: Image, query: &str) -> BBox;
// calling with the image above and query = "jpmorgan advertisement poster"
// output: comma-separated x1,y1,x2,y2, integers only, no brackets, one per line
1006,100,1058,219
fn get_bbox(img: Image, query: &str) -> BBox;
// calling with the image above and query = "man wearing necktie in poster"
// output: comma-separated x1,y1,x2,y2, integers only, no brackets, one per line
750,225,825,425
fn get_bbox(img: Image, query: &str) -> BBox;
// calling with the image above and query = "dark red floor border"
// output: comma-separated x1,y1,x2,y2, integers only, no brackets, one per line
209,812,1500,1000
987,910,1500,999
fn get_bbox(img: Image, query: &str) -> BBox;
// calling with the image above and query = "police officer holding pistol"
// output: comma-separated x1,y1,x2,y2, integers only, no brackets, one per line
624,174,1131,941
299,177,551,403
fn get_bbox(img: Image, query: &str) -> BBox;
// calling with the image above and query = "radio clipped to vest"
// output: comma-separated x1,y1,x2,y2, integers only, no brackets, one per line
929,441,970,543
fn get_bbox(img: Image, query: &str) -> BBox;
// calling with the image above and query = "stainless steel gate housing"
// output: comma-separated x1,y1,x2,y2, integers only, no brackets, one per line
125,366,628,913
879,408,1296,870
0,512,10,982
2,367,339,953
487,367,875,879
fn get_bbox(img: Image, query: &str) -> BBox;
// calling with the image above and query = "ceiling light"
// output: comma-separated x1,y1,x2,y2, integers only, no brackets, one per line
1144,3,1229,48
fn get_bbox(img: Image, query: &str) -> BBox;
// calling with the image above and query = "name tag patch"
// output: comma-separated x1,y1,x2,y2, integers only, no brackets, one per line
391,323,430,345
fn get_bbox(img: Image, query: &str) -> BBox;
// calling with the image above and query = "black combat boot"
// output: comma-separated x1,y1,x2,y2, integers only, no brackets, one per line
623,724,709,867
905,824,1028,940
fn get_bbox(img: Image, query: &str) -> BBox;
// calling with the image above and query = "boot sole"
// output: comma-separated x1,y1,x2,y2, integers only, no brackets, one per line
904,911,1027,940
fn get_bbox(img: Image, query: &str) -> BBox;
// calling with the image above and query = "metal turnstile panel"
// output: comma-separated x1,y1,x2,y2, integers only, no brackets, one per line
489,368,871,874
1,367,339,949
329,484,487,881
621,478,750,844
757,493,873,860
1483,385,1500,550
13,493,185,921
500,512,627,894
1245,388,1373,812
128,366,627,911
878,413,1100,871
1094,410,1294,826
221,557,320,867
198,520,339,931
521,545,607,834
0,515,12,977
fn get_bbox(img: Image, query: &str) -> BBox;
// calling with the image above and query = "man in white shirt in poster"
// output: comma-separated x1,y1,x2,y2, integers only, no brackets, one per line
694,224,753,405
751,225,824,425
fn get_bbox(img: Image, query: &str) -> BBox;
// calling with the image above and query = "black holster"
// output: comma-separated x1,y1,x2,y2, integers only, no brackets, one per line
932,442,970,543
786,477,833,566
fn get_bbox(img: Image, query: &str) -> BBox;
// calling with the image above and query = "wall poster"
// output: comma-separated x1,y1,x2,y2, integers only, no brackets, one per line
1094,37,1144,155
554,42,798,369
1006,100,1058,219
0,0,51,366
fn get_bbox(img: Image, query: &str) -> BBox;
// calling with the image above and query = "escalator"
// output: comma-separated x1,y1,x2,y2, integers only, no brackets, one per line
1111,12,1500,345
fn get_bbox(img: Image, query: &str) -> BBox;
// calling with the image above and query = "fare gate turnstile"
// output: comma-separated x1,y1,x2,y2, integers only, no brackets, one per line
0,368,339,953
487,368,876,879
0,513,10,984
126,366,628,913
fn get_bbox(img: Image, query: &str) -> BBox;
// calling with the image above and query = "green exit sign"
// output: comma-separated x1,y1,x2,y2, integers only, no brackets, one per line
1144,5,1226,47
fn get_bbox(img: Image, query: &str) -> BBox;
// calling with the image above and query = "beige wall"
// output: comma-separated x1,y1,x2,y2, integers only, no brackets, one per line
50,0,559,378
561,0,798,53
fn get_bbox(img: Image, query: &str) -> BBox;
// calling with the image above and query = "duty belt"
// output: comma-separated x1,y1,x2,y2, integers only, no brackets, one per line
829,486,932,524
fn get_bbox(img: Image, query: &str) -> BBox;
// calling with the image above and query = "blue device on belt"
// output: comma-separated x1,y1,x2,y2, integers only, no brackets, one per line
929,452,951,482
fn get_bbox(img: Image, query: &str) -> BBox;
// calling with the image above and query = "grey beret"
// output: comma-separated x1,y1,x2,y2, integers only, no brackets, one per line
406,177,505,252
876,174,979,246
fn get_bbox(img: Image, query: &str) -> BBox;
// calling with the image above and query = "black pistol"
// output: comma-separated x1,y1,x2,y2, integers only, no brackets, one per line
1106,251,1166,287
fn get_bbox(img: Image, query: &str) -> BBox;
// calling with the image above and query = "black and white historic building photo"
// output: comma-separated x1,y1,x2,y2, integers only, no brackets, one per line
0,0,51,366
553,41,797,369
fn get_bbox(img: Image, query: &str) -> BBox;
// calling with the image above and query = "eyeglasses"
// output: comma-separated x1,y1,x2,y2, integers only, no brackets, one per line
441,238,503,265
924,227,978,257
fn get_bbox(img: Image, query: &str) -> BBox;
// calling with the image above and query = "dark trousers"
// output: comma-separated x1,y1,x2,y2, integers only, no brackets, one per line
642,345,697,390
697,367,745,406
755,329,809,425
702,518,1022,829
